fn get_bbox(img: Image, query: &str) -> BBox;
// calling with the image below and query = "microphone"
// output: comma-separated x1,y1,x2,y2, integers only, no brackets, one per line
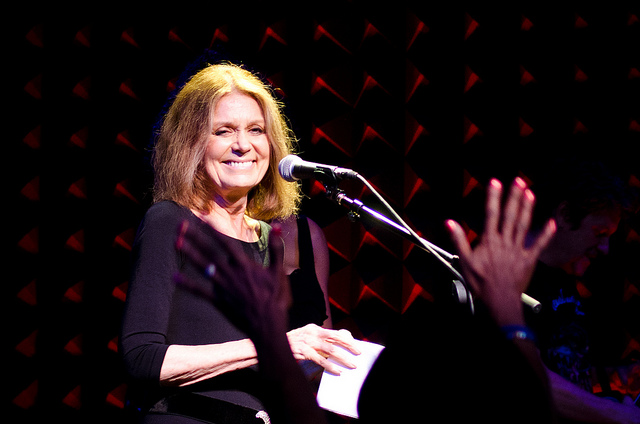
278,155,359,182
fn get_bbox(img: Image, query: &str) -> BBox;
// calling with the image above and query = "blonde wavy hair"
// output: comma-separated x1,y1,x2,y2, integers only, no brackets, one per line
152,63,301,220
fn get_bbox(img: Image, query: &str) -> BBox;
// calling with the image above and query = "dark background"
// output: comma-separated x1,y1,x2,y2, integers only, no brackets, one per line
11,3,639,422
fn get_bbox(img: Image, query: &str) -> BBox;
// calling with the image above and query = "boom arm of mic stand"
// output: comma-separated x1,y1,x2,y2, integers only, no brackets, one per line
334,192,458,263
327,188,542,313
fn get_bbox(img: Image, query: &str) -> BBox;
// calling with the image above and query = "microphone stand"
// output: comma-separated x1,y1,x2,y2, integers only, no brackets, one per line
322,180,475,312
321,176,542,314
331,190,458,263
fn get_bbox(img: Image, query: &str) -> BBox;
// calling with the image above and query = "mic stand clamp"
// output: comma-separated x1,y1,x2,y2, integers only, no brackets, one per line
325,183,360,223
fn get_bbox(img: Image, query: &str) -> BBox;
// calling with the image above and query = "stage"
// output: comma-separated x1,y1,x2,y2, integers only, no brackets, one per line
12,4,639,422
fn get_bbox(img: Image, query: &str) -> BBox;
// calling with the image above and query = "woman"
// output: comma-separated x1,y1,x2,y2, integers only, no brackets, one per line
120,63,359,423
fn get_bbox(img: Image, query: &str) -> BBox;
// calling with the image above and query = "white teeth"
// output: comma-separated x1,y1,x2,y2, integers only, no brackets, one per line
225,161,254,169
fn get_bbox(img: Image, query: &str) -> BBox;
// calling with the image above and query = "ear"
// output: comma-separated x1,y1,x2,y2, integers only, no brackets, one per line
554,201,572,230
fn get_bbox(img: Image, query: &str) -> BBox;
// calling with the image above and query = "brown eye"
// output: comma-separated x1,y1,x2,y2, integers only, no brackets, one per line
249,126,265,135
214,128,232,136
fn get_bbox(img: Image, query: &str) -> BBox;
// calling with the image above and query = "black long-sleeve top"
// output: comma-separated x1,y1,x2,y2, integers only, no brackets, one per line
120,201,272,415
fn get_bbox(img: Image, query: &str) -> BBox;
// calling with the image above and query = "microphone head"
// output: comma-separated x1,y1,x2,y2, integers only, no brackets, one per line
278,155,302,182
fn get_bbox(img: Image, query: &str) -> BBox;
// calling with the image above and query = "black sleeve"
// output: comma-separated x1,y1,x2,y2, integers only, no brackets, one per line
119,201,188,383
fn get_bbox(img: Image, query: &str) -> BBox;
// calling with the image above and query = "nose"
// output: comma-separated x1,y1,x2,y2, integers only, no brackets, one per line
597,237,610,255
232,130,252,154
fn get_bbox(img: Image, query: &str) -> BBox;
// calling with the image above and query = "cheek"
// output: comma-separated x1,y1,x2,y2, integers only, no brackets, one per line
576,233,601,253
257,137,271,159
202,143,225,182
202,161,220,187
558,229,591,257
257,139,271,168
203,137,219,161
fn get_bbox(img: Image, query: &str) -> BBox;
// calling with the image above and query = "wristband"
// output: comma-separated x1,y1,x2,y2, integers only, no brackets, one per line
501,325,536,343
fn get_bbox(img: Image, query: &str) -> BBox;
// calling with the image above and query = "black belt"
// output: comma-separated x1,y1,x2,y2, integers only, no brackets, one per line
150,393,269,423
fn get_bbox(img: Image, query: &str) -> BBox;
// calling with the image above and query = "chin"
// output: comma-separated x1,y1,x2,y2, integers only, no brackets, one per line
572,256,591,276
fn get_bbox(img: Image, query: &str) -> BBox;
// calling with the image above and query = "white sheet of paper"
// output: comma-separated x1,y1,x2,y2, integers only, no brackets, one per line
316,340,385,419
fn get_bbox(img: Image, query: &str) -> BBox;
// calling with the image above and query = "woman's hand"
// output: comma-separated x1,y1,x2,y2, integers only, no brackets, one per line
287,324,361,375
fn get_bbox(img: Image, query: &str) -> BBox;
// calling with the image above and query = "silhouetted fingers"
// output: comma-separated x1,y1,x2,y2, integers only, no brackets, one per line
175,219,250,303
176,221,212,273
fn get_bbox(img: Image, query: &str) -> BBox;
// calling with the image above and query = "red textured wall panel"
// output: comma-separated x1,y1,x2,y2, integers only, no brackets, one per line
12,4,639,421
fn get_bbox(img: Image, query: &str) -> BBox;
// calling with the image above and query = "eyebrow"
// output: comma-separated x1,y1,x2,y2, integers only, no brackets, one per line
212,119,265,126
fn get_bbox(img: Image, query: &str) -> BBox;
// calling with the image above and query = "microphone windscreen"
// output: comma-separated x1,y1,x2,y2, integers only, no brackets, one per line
278,155,301,182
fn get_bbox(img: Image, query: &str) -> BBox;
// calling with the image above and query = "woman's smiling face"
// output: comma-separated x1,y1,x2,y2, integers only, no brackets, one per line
203,91,270,202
